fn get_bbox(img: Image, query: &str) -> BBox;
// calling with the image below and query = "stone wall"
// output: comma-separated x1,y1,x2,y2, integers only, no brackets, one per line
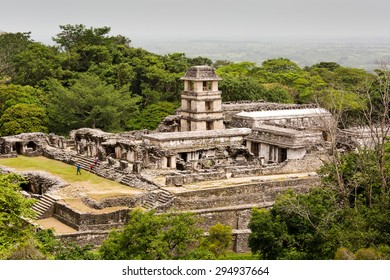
164,154,323,187
171,177,318,211
165,170,227,186
228,153,325,177
0,153,17,159
143,128,251,152
194,207,254,230
0,166,69,195
81,195,143,210
171,177,318,253
57,230,110,246
51,176,319,252
232,230,251,253
53,202,130,231
22,171,69,195
56,227,251,253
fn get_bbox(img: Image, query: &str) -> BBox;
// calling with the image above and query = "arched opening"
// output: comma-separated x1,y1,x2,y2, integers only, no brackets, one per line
105,145,116,158
322,131,330,142
15,142,23,154
27,141,37,151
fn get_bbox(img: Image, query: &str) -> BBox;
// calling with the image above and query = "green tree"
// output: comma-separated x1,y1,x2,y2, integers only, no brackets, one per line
261,58,301,73
310,62,341,72
0,103,48,136
248,208,291,259
52,24,131,73
13,43,62,86
0,173,38,259
0,84,45,116
249,188,341,260
29,228,98,260
263,83,294,103
188,56,213,67
216,61,258,78
127,101,178,130
219,76,267,102
45,73,140,134
0,32,33,82
206,223,232,258
52,24,121,52
99,209,210,260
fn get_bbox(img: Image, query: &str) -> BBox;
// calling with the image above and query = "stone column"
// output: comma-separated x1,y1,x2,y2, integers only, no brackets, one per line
246,140,251,150
169,156,177,169
115,146,121,159
161,157,168,169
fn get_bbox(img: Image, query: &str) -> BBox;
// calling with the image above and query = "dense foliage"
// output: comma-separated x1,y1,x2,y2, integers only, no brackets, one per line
0,173,41,259
0,24,382,136
99,209,233,260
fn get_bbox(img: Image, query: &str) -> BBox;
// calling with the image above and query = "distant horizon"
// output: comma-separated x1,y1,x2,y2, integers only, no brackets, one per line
2,28,390,47
2,0,390,50
133,36,390,46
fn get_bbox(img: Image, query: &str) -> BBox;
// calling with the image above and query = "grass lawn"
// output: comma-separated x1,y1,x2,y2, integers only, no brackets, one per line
1,156,109,184
0,156,144,202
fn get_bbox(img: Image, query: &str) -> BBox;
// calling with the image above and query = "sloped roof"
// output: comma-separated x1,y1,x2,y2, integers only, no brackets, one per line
236,108,330,119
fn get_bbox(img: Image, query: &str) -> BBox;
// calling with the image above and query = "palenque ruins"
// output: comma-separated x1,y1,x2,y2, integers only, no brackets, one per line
0,65,377,252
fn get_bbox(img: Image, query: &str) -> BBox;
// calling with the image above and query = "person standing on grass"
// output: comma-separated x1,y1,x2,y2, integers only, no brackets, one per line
77,164,81,175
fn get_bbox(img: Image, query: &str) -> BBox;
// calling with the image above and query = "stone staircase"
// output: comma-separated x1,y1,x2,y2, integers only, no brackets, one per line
31,194,57,219
142,189,173,210
142,192,157,209
72,154,96,172
158,189,173,205
119,174,136,187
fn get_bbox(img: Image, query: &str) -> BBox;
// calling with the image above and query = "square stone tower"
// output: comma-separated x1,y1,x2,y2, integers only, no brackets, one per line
180,66,224,131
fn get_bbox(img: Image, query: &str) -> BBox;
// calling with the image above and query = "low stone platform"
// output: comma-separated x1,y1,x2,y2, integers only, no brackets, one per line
35,217,77,234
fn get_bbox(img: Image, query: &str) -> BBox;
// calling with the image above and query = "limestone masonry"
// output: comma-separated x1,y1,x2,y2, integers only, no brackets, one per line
0,65,377,252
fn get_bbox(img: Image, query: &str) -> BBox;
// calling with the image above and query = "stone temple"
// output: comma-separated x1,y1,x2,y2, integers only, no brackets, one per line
0,65,357,252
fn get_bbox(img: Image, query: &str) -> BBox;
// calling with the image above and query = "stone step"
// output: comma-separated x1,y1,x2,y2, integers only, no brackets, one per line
36,200,52,208
31,194,58,219
142,201,154,209
159,192,172,198
31,204,46,213
143,200,154,206
45,194,57,200
158,193,171,199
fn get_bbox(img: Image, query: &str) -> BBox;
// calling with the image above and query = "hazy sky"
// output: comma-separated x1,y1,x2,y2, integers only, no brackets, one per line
1,0,390,44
